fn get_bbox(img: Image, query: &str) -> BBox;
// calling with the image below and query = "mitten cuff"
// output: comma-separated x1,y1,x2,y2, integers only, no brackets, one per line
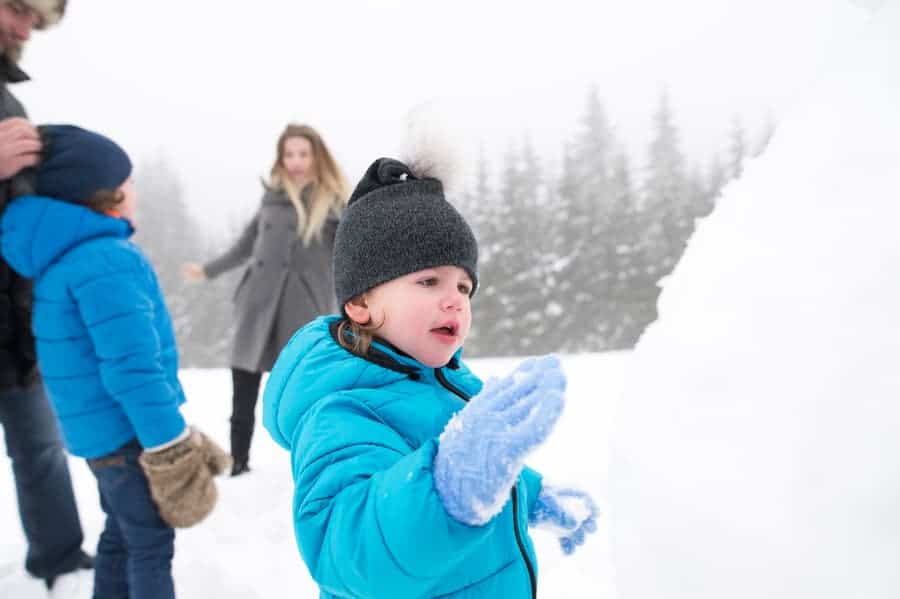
144,426,190,453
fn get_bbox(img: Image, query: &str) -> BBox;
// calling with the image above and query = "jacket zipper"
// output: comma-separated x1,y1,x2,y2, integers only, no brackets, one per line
511,486,537,599
434,368,537,599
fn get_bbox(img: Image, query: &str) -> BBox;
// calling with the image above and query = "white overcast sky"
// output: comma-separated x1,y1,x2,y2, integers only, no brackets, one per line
13,0,872,232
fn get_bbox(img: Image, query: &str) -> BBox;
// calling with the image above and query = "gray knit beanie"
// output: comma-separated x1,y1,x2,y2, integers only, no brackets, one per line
333,157,478,307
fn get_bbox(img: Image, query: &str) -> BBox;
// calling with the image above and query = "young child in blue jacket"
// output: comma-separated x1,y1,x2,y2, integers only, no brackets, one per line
263,156,598,598
0,125,229,599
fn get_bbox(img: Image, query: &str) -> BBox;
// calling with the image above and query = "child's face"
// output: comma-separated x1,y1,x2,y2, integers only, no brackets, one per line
118,176,137,220
350,265,473,368
281,136,314,184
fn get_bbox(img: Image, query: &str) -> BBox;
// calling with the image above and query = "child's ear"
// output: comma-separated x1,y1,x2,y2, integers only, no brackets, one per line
344,295,370,324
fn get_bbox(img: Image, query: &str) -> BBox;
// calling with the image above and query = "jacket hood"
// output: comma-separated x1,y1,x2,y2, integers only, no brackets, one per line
263,316,473,450
0,195,132,279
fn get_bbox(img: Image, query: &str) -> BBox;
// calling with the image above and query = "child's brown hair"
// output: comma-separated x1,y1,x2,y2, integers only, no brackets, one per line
81,188,125,214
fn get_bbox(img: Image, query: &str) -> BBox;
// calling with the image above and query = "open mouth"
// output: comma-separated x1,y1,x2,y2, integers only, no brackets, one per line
431,324,457,337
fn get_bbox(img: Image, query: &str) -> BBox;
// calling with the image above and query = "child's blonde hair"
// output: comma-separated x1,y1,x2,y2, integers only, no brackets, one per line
268,124,348,246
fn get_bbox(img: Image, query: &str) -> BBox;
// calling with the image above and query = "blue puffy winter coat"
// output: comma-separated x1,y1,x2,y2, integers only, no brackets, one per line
263,315,545,599
0,196,186,458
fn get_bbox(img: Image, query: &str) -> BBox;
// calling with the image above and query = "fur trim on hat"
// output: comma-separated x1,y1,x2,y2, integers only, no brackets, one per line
10,0,66,29
401,102,465,192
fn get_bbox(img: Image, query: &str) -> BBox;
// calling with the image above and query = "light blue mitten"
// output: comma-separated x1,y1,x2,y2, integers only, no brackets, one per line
529,485,598,555
433,355,566,526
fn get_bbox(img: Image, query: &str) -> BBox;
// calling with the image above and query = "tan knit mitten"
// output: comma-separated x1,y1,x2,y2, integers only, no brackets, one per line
139,427,232,528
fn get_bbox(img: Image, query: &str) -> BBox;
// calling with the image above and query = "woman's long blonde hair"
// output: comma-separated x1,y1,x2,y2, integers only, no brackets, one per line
269,124,349,245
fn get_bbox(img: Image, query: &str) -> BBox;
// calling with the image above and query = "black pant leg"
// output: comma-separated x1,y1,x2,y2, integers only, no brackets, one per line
230,368,262,466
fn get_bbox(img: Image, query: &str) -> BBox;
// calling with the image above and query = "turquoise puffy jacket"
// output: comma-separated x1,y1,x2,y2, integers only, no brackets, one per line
263,316,544,598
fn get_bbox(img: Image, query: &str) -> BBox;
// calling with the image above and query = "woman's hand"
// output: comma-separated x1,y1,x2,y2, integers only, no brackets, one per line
182,262,206,282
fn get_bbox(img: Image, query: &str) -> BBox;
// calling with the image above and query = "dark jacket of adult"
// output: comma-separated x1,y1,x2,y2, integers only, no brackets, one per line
0,56,37,391
204,185,339,373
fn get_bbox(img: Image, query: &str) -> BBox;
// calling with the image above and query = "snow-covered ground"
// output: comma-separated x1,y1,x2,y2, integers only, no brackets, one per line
1,354,626,598
5,3,894,598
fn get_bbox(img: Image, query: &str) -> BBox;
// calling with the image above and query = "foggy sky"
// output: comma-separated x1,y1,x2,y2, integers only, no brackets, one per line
14,0,870,233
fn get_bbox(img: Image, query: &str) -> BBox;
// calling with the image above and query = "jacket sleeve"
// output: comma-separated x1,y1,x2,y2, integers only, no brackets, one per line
521,465,544,515
203,212,259,279
73,265,186,449
291,392,513,599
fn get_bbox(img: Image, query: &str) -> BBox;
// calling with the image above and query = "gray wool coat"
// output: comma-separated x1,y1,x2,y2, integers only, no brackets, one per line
204,187,338,373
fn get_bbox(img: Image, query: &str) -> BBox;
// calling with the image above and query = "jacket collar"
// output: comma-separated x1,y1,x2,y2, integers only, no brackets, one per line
328,319,462,379
261,182,313,206
0,54,29,85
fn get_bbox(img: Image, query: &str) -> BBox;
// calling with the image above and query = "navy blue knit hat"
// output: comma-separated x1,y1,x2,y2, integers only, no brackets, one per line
35,125,132,205
333,157,478,307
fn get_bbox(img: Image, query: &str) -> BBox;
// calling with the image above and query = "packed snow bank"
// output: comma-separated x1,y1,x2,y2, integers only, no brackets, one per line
610,4,900,598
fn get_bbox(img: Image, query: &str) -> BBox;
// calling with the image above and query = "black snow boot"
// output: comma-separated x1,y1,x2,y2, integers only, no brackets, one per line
230,460,251,477
44,549,93,590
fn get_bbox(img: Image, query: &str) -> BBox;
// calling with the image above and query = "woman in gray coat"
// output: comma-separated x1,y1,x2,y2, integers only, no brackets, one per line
184,124,348,476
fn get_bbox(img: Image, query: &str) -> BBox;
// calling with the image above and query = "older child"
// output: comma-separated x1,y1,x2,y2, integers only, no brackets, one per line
0,125,229,599
263,157,597,598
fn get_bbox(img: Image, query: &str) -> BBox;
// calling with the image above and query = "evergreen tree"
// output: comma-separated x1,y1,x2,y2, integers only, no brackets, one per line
641,90,690,277
556,87,617,352
458,148,498,356
186,229,240,367
464,145,517,357
481,142,533,354
686,163,707,220
456,88,753,356
703,154,728,215
132,157,197,360
539,143,579,353
606,151,658,348
132,157,234,367
510,135,550,353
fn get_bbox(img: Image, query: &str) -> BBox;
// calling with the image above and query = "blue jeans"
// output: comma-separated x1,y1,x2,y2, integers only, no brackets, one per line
87,439,175,599
0,382,85,579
